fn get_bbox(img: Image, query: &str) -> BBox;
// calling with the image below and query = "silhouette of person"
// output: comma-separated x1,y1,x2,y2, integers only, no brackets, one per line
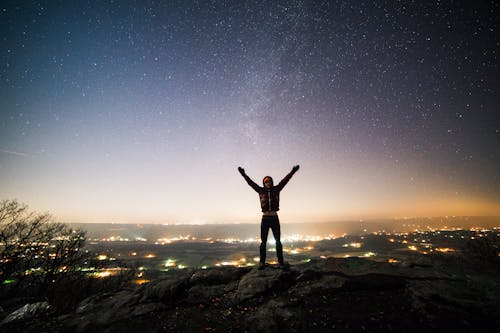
238,165,300,269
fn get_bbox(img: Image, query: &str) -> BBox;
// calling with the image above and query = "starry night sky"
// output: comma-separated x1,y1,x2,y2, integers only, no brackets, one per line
1,1,499,223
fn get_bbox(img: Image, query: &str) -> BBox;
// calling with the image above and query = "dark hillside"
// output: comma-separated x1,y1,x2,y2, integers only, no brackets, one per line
2,255,499,332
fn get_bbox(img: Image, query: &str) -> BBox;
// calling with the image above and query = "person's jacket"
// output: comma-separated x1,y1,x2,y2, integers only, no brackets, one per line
241,169,297,212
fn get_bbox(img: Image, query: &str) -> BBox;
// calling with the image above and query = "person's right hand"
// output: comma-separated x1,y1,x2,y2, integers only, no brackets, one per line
238,167,245,174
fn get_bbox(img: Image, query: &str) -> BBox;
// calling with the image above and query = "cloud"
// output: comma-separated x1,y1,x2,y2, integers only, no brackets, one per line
0,149,28,157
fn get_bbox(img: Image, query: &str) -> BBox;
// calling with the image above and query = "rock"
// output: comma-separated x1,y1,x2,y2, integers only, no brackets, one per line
295,269,324,282
185,284,229,304
66,289,164,332
0,302,53,325
243,299,293,332
236,267,296,302
140,275,190,303
4,257,499,332
342,273,406,291
290,274,347,298
131,302,166,316
76,290,140,314
189,267,250,285
293,258,330,273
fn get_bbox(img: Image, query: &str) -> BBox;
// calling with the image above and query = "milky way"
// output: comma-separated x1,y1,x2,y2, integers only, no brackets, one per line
1,1,499,223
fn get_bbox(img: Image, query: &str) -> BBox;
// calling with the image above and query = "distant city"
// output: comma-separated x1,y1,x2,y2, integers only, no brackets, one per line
68,216,499,285
72,216,499,240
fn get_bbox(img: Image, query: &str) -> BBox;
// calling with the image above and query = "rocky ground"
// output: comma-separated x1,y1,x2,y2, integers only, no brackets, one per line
1,255,499,332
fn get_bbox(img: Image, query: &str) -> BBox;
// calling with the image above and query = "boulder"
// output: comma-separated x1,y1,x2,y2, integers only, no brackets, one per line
185,284,229,305
236,267,296,302
189,267,250,286
243,299,293,332
0,302,53,325
65,289,164,332
140,275,190,304
76,290,140,314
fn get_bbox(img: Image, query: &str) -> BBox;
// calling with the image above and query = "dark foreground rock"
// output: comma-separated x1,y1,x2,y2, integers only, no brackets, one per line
2,257,500,332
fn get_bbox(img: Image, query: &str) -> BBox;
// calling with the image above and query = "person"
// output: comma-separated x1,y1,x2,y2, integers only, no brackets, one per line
238,165,300,269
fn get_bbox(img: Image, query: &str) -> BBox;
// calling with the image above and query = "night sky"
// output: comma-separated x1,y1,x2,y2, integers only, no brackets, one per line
1,1,499,224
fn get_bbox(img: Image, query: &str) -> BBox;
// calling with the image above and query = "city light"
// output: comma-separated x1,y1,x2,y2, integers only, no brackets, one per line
90,268,130,279
97,236,130,242
40,223,499,281
155,235,196,245
434,248,455,253
133,279,150,285
342,242,362,248
94,271,111,278
165,259,177,267
215,258,249,267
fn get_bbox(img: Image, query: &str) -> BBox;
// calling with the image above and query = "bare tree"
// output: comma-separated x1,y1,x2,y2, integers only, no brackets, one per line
39,225,87,286
0,199,86,290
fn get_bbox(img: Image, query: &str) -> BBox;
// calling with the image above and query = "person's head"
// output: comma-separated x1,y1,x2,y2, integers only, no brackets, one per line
263,176,273,188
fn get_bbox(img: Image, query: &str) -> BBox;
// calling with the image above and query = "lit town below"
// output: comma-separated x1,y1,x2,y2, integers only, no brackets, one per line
74,217,500,285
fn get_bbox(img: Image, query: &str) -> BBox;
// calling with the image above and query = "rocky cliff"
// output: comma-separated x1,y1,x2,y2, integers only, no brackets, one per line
2,256,499,332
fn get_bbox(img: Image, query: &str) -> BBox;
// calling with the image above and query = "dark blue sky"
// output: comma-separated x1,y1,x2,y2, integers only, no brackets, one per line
1,1,499,223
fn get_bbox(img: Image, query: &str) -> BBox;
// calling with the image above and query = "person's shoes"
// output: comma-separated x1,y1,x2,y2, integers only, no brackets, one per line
258,262,266,270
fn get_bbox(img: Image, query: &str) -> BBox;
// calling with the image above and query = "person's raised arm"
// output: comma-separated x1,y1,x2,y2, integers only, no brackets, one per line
238,167,261,192
276,165,300,190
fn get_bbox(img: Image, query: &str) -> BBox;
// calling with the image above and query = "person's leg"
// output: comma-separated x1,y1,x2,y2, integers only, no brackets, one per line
270,216,284,264
260,217,270,264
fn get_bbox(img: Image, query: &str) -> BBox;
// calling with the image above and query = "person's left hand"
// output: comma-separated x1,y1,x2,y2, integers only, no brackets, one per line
292,165,300,172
